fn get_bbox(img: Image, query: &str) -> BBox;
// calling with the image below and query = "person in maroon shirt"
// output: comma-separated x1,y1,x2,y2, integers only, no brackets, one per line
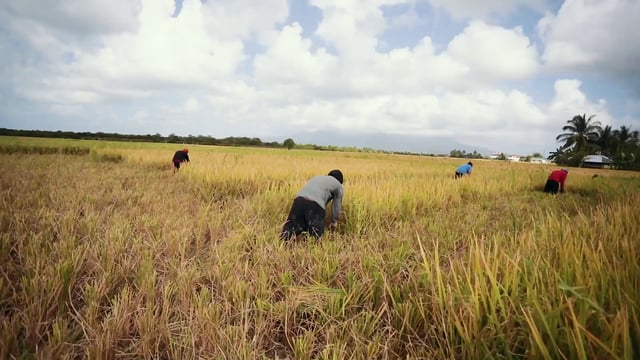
172,148,190,173
544,169,568,194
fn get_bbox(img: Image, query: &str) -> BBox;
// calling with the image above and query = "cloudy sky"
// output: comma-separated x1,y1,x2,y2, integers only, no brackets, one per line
1,0,639,154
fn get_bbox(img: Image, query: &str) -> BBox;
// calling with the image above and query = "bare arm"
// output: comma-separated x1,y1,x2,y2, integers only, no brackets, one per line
330,187,343,225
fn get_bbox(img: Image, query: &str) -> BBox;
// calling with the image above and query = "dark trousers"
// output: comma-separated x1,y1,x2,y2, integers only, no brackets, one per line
544,179,560,194
281,197,326,241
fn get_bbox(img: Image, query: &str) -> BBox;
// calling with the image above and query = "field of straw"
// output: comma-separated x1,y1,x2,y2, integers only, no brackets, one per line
1,136,639,359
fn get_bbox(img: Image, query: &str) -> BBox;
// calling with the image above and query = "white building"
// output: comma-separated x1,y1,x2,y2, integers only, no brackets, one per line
530,157,550,164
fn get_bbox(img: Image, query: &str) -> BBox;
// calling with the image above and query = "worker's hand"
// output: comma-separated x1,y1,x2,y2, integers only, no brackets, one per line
560,188,565,193
329,222,338,231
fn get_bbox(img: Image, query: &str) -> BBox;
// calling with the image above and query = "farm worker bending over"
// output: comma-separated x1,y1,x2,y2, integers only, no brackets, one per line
280,169,344,241
172,148,190,173
454,162,473,179
544,169,568,194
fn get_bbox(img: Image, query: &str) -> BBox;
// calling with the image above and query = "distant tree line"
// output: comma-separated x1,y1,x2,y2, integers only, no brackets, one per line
549,114,640,170
0,128,286,148
0,128,456,157
449,149,483,159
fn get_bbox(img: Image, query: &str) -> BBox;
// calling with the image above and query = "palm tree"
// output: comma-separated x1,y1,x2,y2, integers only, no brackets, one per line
555,114,602,152
613,125,640,161
613,125,639,146
595,125,615,156
547,146,566,163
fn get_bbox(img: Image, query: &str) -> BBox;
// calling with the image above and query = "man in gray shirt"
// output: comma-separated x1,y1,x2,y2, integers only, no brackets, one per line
280,169,344,241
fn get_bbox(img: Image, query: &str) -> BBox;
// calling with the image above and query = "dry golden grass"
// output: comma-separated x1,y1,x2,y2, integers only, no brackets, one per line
1,137,639,359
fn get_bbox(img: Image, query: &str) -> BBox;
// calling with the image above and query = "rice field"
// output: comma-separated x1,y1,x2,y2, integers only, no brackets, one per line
1,136,639,359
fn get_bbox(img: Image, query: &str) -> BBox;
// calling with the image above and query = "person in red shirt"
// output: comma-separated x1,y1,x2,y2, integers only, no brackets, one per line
544,169,568,194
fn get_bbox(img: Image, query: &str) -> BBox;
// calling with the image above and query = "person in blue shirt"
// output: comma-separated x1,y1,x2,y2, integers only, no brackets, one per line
454,162,473,179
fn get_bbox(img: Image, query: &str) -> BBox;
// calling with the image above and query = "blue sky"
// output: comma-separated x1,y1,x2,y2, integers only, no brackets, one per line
0,0,638,155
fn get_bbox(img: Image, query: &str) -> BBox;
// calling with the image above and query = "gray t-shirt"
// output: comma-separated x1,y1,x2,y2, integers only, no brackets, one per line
296,175,344,223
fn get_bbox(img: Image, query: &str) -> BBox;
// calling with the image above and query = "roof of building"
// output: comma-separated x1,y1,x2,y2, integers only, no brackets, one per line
582,155,614,164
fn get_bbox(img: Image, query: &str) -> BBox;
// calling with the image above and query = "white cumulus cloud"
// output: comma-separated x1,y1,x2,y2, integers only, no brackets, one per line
446,21,539,81
538,0,640,92
0,0,637,155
